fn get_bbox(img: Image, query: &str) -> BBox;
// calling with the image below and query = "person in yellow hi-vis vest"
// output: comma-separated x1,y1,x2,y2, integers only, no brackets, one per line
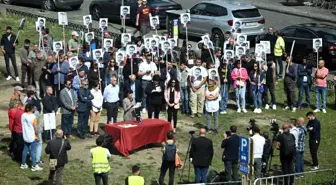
274,31,286,79
90,136,111,185
125,165,145,185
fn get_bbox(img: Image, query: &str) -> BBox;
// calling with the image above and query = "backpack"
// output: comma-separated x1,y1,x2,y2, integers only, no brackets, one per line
282,133,296,156
163,142,176,161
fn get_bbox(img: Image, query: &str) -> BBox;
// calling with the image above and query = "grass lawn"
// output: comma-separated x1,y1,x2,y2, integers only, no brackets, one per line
0,14,336,185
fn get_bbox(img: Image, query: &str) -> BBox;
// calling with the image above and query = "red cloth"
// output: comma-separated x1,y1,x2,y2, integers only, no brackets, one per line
8,108,16,132
14,108,24,133
105,119,172,156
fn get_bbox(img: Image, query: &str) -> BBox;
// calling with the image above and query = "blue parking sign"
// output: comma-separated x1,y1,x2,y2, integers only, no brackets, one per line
240,137,249,164
239,163,249,175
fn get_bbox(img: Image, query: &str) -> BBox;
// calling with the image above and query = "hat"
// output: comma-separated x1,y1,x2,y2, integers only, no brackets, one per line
71,31,79,37
14,86,24,91
6,26,12,30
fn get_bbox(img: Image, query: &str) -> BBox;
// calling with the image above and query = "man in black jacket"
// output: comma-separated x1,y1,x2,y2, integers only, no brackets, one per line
77,80,93,139
306,111,321,170
45,129,71,185
221,125,240,181
297,59,312,109
123,74,142,103
263,27,277,55
145,75,164,119
1,26,19,81
42,86,58,140
190,128,214,183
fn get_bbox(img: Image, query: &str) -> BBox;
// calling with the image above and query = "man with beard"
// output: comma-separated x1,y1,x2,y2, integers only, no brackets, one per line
297,58,312,109
263,27,277,55
283,57,297,112
160,60,177,84
136,0,152,36
68,31,80,55
19,39,33,87
1,26,19,81
51,51,70,99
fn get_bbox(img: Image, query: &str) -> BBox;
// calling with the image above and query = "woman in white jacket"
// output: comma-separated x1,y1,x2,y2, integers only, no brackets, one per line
89,82,104,136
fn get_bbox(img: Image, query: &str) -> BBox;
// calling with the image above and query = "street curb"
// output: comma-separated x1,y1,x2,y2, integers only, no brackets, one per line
253,3,336,24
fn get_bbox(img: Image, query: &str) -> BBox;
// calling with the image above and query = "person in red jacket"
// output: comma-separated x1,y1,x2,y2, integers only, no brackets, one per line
8,99,18,157
12,102,25,162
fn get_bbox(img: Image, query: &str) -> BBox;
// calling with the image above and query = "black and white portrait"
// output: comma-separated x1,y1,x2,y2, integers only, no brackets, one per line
99,18,108,31
121,33,131,45
208,69,219,81
245,41,250,50
83,15,92,27
161,41,171,53
237,34,247,46
180,13,190,26
255,43,266,61
85,32,95,43
126,45,137,56
120,6,130,19
313,38,322,52
144,38,151,49
205,41,214,49
168,38,177,47
260,41,271,54
53,41,63,53
116,51,125,65
37,17,46,29
69,56,78,69
201,35,210,46
93,49,103,61
233,21,241,30
104,39,113,51
150,38,159,49
160,36,166,42
150,16,160,29
235,46,246,58
58,12,68,26
224,50,234,61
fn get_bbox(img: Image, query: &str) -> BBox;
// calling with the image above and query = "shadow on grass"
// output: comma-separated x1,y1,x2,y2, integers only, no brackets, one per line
36,181,49,185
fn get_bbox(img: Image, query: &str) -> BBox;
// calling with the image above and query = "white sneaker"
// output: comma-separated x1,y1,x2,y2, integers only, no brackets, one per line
265,104,270,110
237,108,241,113
322,109,327,113
284,106,290,110
142,108,146,114
258,108,262,113
313,109,320,113
272,104,277,110
311,166,319,170
253,109,258,113
31,165,43,171
20,164,28,169
242,109,248,113
220,111,227,114
292,107,297,112
15,77,20,82
6,76,12,80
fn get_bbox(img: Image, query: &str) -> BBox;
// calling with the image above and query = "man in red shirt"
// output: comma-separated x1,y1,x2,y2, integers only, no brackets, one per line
136,0,152,36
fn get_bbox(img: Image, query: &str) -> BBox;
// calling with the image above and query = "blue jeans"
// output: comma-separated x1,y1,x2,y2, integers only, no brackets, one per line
35,133,42,163
220,84,229,112
61,112,74,136
22,140,37,166
295,151,304,176
180,87,190,113
252,88,262,108
315,86,327,109
194,165,208,183
206,111,218,130
235,85,246,110
297,83,310,107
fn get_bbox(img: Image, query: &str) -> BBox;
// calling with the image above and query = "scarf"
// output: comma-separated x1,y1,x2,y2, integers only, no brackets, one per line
208,85,217,92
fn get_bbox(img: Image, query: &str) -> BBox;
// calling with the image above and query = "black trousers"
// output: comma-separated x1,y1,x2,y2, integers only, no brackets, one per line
21,64,33,87
77,110,90,136
106,102,118,123
284,83,296,108
309,139,320,166
4,53,19,77
12,131,24,162
48,166,64,185
263,83,276,105
94,172,108,185
280,155,294,185
224,160,238,182
167,107,178,128
148,104,161,119
53,84,65,106
159,160,175,185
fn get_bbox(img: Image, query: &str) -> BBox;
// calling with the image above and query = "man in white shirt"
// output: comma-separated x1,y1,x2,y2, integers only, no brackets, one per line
138,54,157,114
251,127,265,185
188,58,208,118
103,75,119,123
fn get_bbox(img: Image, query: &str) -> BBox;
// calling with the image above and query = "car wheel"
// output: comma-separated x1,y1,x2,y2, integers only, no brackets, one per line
70,4,81,10
307,52,317,67
91,6,100,20
212,28,224,47
2,0,12,4
44,0,56,11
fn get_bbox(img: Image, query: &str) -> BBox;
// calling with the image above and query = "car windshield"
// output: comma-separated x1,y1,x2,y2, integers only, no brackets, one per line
315,28,336,41
232,8,261,18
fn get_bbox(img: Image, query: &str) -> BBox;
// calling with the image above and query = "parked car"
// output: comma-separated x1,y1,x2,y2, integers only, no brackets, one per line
89,0,182,28
2,0,83,10
166,0,265,43
257,23,336,69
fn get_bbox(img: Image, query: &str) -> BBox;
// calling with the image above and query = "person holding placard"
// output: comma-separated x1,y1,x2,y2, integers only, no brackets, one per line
231,61,248,113
19,39,33,87
51,52,69,99
68,31,80,55
136,0,152,36
314,60,328,113
218,59,234,114
42,86,57,140
73,68,87,97
283,57,297,112
297,58,312,109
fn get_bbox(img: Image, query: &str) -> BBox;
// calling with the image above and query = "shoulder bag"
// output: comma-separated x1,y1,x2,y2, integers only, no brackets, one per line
49,139,64,170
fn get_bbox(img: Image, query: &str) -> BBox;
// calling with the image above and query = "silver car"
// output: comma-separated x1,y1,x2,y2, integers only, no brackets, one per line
166,0,265,42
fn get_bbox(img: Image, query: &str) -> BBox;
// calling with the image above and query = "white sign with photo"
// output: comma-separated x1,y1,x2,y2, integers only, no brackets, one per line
37,17,46,29
224,50,234,61
126,44,137,56
58,12,68,26
43,113,56,130
205,41,214,49
53,41,63,53
245,41,250,50
236,34,247,46
260,41,271,54
99,18,108,30
150,16,160,29
69,56,79,69
120,6,130,19
313,38,322,52
93,49,103,61
83,15,92,27
168,38,177,47
85,32,95,43
201,35,210,46
104,39,113,51
161,40,172,53
150,38,159,49
19,18,26,30
233,21,242,31
180,13,190,27
144,38,151,50
121,33,132,45
235,46,246,58
208,68,219,81
255,43,266,62
116,51,125,65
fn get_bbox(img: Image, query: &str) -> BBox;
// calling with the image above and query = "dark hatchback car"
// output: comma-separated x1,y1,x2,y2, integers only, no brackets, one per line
2,0,84,10
257,23,336,69
89,0,182,28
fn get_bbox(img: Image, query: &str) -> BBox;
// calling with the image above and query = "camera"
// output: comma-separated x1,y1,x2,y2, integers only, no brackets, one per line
270,119,279,133
246,119,257,131
189,130,195,135
225,131,231,137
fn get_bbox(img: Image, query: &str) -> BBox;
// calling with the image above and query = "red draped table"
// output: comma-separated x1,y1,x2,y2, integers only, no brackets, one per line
104,119,172,156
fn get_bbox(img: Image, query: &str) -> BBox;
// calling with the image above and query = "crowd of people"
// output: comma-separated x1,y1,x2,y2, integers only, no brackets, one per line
1,0,334,184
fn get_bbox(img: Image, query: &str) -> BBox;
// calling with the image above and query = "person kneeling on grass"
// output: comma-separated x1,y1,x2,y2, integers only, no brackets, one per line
90,135,111,185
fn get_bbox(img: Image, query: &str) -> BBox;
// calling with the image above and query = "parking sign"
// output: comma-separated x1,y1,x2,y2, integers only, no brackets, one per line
239,163,249,175
240,137,249,164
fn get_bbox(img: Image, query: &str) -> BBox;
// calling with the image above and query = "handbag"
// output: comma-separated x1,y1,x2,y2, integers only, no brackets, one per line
49,139,64,170
175,153,182,169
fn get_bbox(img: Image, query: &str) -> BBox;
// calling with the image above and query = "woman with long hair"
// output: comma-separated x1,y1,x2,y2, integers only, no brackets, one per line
164,78,180,133
105,58,119,86
87,63,100,89
122,89,136,121
90,82,104,136
249,62,265,113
